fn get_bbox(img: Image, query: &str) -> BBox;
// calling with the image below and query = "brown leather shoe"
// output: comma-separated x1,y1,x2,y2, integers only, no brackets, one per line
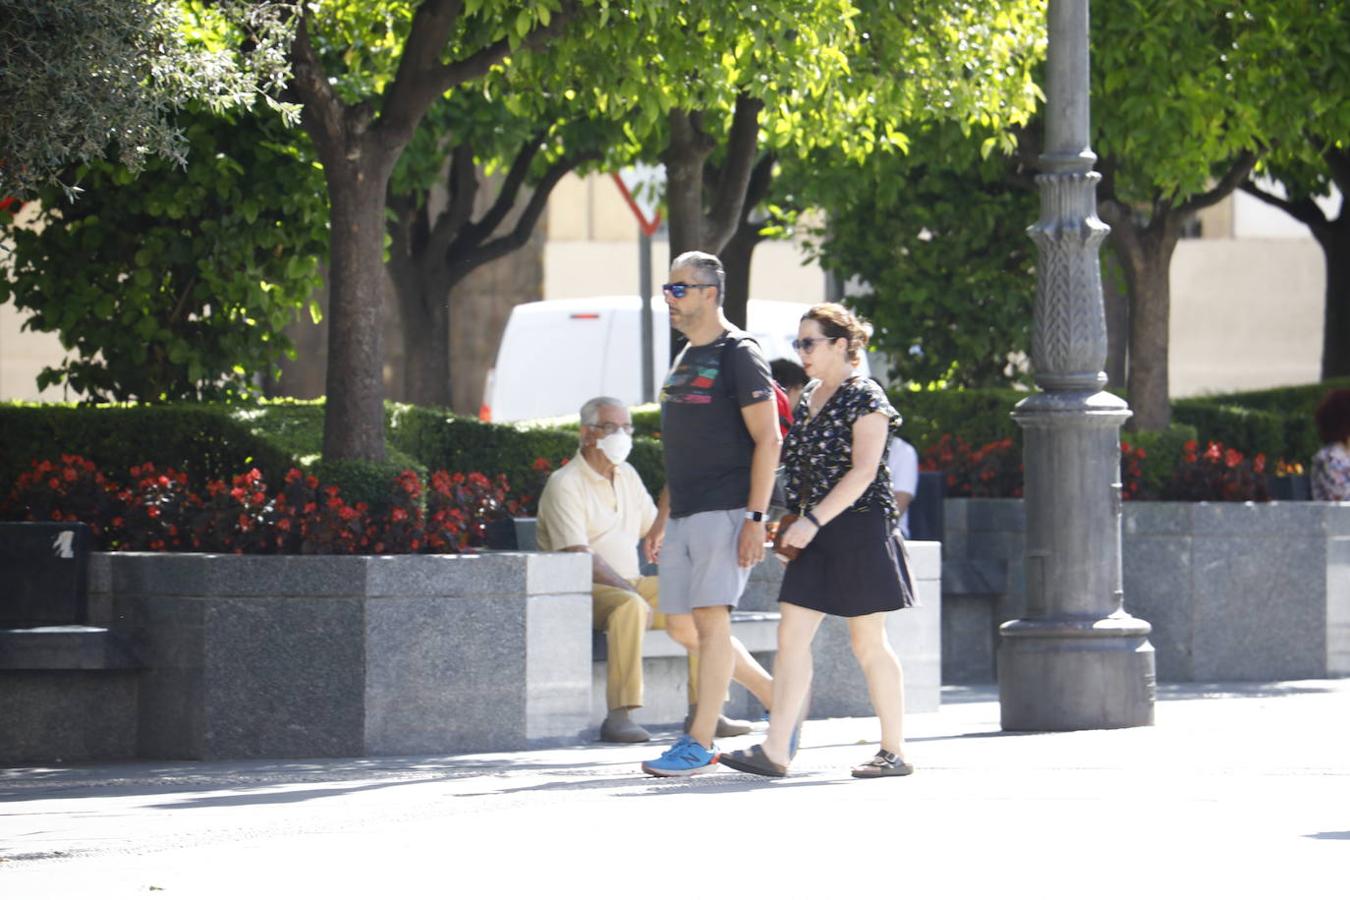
599,710,651,743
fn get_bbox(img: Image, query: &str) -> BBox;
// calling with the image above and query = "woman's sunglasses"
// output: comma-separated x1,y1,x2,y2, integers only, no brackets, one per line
792,336,839,353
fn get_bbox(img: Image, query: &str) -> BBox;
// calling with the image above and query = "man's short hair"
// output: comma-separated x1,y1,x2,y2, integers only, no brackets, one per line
770,357,808,389
579,396,627,426
670,250,725,304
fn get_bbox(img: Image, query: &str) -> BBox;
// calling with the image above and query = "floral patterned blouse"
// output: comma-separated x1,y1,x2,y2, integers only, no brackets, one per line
781,376,902,523
1311,441,1350,501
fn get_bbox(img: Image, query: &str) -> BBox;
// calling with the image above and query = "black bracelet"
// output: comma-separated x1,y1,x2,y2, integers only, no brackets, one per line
804,510,822,528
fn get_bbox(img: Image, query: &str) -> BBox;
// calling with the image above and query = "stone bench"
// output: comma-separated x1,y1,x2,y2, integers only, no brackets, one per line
0,522,141,764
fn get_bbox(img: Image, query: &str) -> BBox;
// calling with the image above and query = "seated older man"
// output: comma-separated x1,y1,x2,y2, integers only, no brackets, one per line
537,396,773,743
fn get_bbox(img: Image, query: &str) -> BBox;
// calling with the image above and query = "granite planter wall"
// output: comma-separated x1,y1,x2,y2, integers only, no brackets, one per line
941,498,1350,683
90,552,593,759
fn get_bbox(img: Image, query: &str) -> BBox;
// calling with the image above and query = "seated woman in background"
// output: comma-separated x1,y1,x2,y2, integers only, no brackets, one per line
1311,388,1350,501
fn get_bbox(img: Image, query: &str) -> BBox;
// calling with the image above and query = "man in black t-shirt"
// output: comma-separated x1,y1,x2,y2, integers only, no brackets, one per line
640,251,782,778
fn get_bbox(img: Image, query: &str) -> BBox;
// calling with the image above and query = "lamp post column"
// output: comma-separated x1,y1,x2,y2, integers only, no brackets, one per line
999,0,1155,730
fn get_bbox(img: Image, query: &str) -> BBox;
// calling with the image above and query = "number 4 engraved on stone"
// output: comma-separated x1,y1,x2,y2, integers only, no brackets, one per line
52,530,75,559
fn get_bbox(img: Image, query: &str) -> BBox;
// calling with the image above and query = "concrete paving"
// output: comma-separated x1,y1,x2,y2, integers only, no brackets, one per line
1,680,1346,899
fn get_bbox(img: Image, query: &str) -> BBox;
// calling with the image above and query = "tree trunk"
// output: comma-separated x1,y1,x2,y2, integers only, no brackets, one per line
323,166,391,460
664,154,708,259
1109,218,1181,432
448,226,546,415
719,218,760,329
1314,222,1350,380
396,271,452,408
1101,244,1129,391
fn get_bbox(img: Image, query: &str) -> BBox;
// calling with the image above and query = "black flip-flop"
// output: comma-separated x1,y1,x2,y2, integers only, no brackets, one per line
719,744,789,778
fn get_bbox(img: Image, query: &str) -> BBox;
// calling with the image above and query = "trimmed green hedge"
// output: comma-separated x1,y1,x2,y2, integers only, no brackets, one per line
388,405,665,501
10,378,1339,515
1125,423,1198,498
0,402,302,490
1171,401,1291,462
1178,377,1350,464
887,387,1026,453
0,400,423,510
888,380,1343,466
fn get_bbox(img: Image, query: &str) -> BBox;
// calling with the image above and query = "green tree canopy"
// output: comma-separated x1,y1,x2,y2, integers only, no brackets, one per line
790,122,1040,388
3,106,329,402
1091,0,1347,429
0,0,297,198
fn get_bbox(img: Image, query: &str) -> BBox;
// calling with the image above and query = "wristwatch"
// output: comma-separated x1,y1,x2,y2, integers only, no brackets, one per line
744,510,767,522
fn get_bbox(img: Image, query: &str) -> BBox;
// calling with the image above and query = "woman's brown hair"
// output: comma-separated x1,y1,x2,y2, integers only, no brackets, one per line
801,302,872,366
1314,388,1350,445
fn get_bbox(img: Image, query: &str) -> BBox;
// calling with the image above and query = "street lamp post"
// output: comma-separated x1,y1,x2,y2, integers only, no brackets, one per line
998,0,1155,730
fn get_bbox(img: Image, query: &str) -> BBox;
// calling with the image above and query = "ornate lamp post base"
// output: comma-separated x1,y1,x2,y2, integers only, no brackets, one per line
1000,616,1156,731
999,390,1155,731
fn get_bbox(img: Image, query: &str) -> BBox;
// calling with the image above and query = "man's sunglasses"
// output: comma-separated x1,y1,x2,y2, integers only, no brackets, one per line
792,336,839,353
661,282,717,299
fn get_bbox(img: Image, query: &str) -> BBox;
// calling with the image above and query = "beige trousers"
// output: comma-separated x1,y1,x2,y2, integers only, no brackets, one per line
592,576,704,711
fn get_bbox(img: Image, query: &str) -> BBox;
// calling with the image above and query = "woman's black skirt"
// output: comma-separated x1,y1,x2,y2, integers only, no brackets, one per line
777,506,915,617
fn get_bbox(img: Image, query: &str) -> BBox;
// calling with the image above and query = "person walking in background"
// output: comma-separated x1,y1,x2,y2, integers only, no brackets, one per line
536,396,772,743
770,357,809,416
887,434,919,539
640,251,782,777
721,302,916,779
1311,388,1350,501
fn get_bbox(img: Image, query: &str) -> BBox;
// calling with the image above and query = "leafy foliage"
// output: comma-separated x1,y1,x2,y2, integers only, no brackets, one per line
3,107,329,402
793,122,1040,387
0,0,299,197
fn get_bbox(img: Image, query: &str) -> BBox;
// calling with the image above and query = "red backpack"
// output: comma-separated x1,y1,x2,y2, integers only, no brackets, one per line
719,335,793,438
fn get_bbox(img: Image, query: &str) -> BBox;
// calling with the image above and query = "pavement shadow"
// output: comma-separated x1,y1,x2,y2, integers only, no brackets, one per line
0,753,638,804
141,775,457,810
1158,682,1338,701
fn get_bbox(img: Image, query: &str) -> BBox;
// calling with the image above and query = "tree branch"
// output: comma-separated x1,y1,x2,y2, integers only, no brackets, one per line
461,132,546,245
1325,147,1350,202
1177,151,1259,215
377,0,584,153
444,151,599,286
1239,179,1326,227
415,142,481,267
288,12,345,163
704,94,765,251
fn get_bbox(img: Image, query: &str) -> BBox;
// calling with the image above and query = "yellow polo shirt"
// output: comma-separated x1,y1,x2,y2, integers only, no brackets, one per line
536,453,658,580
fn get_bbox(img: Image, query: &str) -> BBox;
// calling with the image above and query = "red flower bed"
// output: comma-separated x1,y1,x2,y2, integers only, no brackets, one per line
920,434,1267,502
1165,440,1269,502
3,455,528,555
921,434,1023,498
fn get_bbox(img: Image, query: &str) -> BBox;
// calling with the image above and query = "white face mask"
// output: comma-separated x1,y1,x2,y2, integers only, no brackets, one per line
596,430,633,465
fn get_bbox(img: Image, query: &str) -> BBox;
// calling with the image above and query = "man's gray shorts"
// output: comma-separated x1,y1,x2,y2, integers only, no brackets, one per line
659,508,752,615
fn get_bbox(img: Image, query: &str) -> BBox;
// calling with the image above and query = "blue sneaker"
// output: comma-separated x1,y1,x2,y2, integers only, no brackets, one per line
641,734,720,777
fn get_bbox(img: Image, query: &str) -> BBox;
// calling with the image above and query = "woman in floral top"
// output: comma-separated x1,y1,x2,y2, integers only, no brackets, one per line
1311,389,1350,501
721,303,915,781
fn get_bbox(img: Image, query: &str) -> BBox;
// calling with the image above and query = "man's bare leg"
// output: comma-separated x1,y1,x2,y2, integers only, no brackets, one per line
687,605,734,748
666,613,773,710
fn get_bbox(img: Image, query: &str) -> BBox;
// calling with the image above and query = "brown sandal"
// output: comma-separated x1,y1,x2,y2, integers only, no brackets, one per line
851,748,913,778
720,744,789,778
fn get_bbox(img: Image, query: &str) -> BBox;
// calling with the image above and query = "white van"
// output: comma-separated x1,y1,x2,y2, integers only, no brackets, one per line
482,296,858,422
